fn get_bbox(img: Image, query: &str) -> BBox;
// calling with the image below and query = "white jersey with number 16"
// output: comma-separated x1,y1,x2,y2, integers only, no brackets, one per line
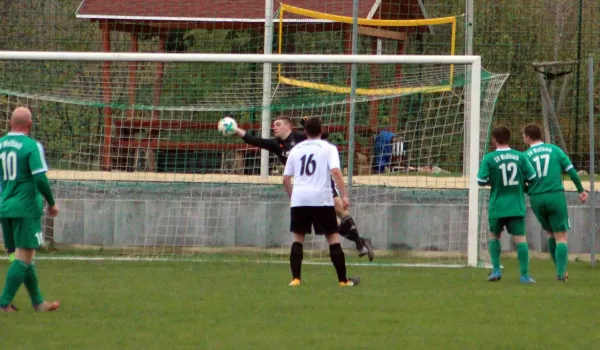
283,139,340,207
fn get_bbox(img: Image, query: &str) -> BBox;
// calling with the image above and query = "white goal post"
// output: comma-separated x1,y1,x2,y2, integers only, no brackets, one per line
0,51,482,267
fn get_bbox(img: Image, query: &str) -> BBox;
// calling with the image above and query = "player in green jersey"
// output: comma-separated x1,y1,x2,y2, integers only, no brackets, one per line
477,126,537,283
0,107,60,312
523,124,588,281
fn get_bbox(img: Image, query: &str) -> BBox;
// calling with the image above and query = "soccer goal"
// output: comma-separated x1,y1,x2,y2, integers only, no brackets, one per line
0,51,507,267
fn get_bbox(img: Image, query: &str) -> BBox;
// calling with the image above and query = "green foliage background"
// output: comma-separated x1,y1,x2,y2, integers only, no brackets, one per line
0,0,597,172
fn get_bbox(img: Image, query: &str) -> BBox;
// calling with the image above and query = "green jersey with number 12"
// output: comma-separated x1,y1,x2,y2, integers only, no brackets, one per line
477,148,536,219
523,143,573,195
0,132,48,219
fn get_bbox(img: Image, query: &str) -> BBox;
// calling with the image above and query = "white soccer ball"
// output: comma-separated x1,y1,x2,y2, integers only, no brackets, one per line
218,117,238,136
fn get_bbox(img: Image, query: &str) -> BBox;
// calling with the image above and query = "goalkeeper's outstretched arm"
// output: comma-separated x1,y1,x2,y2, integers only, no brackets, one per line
234,127,280,153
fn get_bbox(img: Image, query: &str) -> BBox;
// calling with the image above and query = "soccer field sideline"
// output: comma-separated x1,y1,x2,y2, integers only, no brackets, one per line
31,250,595,267
33,255,466,268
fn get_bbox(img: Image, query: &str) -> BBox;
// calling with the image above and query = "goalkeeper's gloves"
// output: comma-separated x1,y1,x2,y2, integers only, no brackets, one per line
299,116,308,129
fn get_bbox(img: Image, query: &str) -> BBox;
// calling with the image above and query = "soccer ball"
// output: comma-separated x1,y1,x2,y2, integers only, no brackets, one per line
218,117,238,136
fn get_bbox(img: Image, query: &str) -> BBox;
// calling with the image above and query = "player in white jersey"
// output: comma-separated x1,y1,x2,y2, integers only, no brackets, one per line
283,117,359,287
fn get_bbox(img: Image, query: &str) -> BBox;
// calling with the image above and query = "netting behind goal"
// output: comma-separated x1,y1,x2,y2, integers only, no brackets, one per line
0,51,507,267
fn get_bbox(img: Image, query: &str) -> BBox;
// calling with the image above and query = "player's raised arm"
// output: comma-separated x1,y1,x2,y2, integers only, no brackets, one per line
477,156,490,186
233,125,280,153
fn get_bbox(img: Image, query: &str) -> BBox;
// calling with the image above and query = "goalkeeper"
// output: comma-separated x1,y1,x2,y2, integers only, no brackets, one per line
230,115,374,261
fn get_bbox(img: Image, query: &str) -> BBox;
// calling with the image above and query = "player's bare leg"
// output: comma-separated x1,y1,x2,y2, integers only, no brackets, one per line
333,197,374,261
512,236,535,284
325,233,359,287
289,233,305,286
487,232,502,281
553,231,568,281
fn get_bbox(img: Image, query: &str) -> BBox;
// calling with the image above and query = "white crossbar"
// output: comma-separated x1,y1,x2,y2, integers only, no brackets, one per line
0,51,480,65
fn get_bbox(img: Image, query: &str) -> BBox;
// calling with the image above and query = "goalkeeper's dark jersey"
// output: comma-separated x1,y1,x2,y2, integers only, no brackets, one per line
241,131,307,165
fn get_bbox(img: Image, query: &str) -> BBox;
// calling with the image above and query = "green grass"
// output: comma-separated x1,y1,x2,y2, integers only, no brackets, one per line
2,257,600,349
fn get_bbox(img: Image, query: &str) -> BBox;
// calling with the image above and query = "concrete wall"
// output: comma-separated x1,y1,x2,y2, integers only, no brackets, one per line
43,199,600,254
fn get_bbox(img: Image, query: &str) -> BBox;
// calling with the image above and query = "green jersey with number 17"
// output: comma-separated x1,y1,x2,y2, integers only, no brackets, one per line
477,148,536,219
523,143,572,195
0,132,48,219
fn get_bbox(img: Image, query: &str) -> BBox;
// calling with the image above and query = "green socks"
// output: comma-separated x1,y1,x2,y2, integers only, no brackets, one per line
516,242,530,277
489,239,532,278
24,263,44,306
548,237,557,264
0,260,45,307
555,242,568,277
488,238,501,271
0,260,28,307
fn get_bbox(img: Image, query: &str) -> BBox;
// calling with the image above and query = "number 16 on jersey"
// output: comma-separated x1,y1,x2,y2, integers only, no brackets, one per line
300,154,316,176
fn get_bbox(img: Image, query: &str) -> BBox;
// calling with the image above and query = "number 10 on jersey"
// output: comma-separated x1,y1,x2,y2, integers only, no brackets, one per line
0,151,17,181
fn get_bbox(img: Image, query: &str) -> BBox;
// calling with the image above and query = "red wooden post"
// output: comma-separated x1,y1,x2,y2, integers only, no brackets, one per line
343,26,353,169
368,37,380,132
389,41,405,133
100,21,113,171
151,35,166,122
128,33,139,120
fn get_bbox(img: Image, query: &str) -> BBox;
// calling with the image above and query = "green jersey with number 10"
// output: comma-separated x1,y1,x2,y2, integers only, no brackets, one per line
523,143,572,195
0,132,48,219
477,148,536,219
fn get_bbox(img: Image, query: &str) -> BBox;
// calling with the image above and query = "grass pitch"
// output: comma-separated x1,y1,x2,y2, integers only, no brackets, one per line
2,257,600,349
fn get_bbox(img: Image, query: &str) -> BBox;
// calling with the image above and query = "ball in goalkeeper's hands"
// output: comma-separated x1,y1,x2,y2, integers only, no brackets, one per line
218,116,238,136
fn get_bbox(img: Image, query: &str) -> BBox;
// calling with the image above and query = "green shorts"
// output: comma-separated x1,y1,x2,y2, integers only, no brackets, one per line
1,218,44,250
529,192,570,233
489,216,526,236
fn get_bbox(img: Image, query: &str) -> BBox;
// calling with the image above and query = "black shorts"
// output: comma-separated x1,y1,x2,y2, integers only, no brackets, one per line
290,206,338,235
330,179,339,198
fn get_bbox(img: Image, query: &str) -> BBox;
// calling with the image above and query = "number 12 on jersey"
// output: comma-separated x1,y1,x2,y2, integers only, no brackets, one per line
499,162,518,186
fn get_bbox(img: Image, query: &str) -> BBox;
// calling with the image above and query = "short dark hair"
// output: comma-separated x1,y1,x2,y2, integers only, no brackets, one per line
305,117,323,138
492,126,511,145
523,124,542,141
274,116,292,125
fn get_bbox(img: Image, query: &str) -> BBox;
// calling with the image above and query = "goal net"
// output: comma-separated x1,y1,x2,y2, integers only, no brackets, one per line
0,50,507,267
